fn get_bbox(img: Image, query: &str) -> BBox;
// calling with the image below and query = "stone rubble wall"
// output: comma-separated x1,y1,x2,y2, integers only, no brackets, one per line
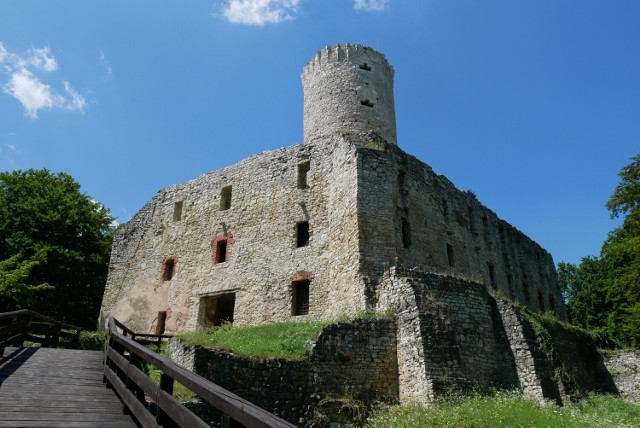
302,44,397,146
377,269,615,404
100,136,364,333
167,318,398,427
604,350,640,402
377,268,519,402
355,135,566,321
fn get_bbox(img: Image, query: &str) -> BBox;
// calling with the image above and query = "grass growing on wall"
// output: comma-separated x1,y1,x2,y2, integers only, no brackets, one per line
177,321,329,360
363,392,640,428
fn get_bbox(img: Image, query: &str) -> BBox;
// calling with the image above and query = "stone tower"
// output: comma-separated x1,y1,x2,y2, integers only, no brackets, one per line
301,44,397,145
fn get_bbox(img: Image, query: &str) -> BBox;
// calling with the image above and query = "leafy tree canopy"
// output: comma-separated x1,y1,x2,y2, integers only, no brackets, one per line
0,169,114,328
559,154,640,348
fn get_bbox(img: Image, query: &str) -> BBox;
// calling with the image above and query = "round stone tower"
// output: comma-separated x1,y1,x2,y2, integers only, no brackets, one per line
301,44,397,145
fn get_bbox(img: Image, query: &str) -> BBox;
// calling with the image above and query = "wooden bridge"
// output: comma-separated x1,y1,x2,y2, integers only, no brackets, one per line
0,310,294,428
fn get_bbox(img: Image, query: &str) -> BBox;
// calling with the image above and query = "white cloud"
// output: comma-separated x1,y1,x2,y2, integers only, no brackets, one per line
6,143,16,150
221,0,300,26
0,41,88,119
29,46,58,72
63,81,87,113
3,69,61,118
99,51,112,75
354,0,389,12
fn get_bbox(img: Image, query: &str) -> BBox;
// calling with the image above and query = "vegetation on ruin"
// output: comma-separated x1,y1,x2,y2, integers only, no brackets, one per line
178,321,330,360
0,169,115,329
559,154,640,348
362,392,640,428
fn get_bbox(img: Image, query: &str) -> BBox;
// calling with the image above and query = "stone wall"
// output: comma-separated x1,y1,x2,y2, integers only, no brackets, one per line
100,44,567,333
100,136,365,333
302,44,397,146
377,268,614,404
604,350,640,402
357,136,566,321
167,318,398,427
377,268,518,402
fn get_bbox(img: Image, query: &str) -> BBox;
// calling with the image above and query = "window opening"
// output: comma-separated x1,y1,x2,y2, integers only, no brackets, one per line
199,293,236,328
297,161,310,189
173,201,183,221
506,272,514,296
468,207,476,234
447,244,454,267
296,221,310,248
220,185,232,211
359,63,371,71
215,240,228,264
360,99,374,108
292,280,310,316
443,198,449,219
488,263,496,289
523,280,531,304
162,258,176,281
401,217,411,248
538,291,545,311
155,311,167,335
549,296,556,314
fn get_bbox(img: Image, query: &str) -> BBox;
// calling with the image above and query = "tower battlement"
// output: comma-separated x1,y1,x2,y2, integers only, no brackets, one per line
302,44,397,145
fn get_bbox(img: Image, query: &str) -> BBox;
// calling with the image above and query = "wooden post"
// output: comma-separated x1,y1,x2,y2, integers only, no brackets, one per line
157,373,177,427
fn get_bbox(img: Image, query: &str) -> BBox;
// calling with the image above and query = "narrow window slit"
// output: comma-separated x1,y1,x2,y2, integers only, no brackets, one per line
360,99,374,108
173,201,183,221
359,63,371,71
220,185,232,211
297,161,310,189
296,221,310,248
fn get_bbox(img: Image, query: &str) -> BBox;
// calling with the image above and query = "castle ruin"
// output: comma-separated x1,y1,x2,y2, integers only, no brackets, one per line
99,45,595,406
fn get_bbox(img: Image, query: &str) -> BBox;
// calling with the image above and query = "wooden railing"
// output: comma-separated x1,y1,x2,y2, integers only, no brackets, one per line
104,317,295,428
0,309,81,350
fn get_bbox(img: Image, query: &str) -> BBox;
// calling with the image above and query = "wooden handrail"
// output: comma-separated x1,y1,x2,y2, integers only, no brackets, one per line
0,309,81,349
104,317,295,428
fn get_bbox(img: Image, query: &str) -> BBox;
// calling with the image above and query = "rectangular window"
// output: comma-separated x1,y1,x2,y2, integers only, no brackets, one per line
296,221,310,248
173,201,183,221
199,293,236,328
538,291,545,312
523,280,531,304
292,281,310,316
297,161,310,189
162,258,176,281
401,217,411,248
442,198,449,219
220,185,232,211
215,240,228,263
447,244,454,267
488,263,496,289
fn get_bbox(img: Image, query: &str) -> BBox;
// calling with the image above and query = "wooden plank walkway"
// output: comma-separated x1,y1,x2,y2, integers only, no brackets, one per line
0,346,137,427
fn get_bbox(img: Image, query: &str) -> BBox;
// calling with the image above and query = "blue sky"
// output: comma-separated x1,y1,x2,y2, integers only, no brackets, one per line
0,1,638,265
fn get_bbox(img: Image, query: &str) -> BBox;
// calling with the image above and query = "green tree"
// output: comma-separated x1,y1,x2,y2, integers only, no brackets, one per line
560,154,640,347
0,169,114,328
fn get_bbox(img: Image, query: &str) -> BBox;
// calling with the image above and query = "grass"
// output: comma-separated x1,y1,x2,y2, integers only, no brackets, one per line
362,392,640,428
177,321,329,360
147,368,197,402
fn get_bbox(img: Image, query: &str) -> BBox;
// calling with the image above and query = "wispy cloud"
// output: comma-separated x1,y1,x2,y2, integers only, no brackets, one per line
354,0,389,12
221,0,300,26
0,41,87,119
99,51,112,76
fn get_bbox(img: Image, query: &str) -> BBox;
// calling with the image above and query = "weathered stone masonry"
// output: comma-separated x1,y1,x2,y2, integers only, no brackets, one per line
97,44,613,414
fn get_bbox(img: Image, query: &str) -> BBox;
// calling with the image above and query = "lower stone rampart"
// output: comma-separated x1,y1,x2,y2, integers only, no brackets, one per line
377,268,617,404
167,270,622,426
604,350,640,402
168,318,398,427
